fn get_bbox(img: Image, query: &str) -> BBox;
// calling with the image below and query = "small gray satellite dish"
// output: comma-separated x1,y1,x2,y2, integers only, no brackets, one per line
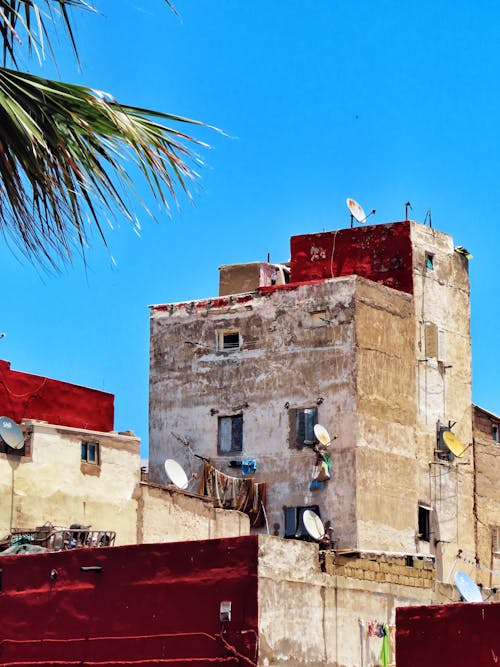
347,198,367,223
0,416,24,450
164,459,189,490
302,509,325,541
454,571,483,602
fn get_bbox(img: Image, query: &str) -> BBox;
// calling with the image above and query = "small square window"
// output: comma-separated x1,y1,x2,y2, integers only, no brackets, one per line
218,330,240,351
418,505,430,541
82,442,99,464
218,415,243,454
425,253,434,270
492,424,499,443
310,311,327,328
289,407,318,448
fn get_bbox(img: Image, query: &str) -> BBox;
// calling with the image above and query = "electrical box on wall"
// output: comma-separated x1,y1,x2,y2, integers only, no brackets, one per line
220,601,232,623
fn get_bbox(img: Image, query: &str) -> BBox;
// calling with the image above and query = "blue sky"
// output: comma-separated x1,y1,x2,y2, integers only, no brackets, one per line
1,1,499,457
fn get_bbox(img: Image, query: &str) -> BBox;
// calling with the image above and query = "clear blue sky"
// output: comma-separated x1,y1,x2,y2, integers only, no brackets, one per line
1,1,499,457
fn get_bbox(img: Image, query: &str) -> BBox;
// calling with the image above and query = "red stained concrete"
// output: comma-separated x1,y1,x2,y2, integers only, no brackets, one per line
0,536,259,666
396,602,500,666
290,221,414,294
0,360,114,432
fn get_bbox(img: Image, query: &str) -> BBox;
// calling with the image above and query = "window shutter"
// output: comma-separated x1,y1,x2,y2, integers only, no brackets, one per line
232,415,243,451
425,323,438,359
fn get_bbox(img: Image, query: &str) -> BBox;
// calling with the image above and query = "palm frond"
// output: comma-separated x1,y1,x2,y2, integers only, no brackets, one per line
0,0,94,65
0,67,212,266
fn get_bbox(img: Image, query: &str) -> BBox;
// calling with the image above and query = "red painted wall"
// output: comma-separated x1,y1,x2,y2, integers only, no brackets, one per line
0,360,114,432
0,536,259,666
396,602,500,666
290,221,414,294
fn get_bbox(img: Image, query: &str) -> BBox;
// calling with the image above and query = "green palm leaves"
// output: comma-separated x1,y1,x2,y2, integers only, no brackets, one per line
0,1,208,265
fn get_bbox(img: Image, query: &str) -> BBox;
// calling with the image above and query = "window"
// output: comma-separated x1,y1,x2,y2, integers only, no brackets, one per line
492,424,499,443
217,330,240,351
289,407,318,448
310,311,327,328
81,442,99,464
218,415,243,454
425,253,434,270
418,504,431,541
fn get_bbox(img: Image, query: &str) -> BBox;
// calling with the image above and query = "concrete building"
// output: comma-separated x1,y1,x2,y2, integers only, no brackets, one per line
149,220,476,583
0,360,248,546
472,404,500,587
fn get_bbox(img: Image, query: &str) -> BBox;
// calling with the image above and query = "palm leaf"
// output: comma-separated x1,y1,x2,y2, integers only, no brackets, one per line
0,67,212,265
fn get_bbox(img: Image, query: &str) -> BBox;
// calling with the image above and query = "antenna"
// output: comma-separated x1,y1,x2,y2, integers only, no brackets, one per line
423,209,432,228
346,198,376,228
164,459,189,490
454,571,483,602
405,201,412,221
0,417,24,450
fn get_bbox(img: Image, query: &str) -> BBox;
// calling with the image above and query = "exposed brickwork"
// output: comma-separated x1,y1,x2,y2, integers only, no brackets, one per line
322,551,435,588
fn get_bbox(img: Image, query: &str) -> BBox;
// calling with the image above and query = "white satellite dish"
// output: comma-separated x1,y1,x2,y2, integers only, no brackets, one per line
0,416,24,450
164,459,189,490
314,424,331,447
302,509,325,541
454,571,483,603
347,198,367,223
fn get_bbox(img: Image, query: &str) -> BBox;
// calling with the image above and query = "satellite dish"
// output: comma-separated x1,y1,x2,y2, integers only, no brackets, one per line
302,509,325,541
347,198,367,223
0,416,24,450
314,424,331,447
443,431,466,458
164,459,189,490
454,571,483,602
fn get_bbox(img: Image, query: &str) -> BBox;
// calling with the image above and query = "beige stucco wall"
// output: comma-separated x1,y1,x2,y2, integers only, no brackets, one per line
472,406,500,587
410,224,474,580
257,535,500,667
0,420,249,547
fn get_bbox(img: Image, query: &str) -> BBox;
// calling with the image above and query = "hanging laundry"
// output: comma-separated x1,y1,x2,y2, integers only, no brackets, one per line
198,461,266,527
241,459,257,476
379,624,390,667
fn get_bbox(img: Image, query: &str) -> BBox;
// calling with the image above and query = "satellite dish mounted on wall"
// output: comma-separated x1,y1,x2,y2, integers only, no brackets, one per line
302,509,326,541
314,424,332,447
164,459,189,490
0,416,24,450
454,571,483,602
346,198,376,228
443,431,467,458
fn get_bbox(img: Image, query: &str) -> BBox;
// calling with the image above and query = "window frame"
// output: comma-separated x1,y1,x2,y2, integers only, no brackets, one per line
217,329,241,352
289,406,318,448
81,441,100,465
217,414,243,455
418,504,431,542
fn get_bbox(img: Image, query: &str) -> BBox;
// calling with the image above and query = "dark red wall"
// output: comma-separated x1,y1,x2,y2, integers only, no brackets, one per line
0,536,259,666
396,602,500,667
0,360,114,432
290,221,414,294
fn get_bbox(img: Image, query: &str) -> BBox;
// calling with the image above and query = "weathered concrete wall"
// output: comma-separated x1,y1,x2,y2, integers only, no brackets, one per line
290,221,414,293
472,405,500,587
257,535,455,667
137,482,250,544
411,224,474,580
354,279,417,552
150,276,360,546
0,421,139,544
0,421,248,547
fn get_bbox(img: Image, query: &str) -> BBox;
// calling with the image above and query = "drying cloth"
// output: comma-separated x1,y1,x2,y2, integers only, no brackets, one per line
198,461,266,527
380,624,390,667
241,459,257,476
